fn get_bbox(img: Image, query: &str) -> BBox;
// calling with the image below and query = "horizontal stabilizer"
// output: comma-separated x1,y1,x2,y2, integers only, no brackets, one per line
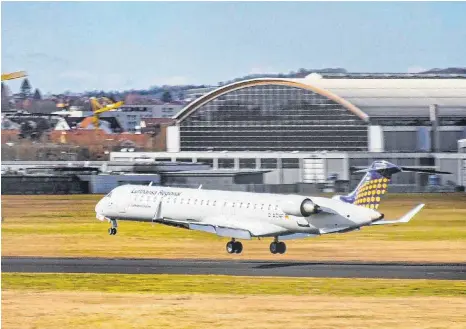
371,203,425,225
353,165,451,175
399,167,451,174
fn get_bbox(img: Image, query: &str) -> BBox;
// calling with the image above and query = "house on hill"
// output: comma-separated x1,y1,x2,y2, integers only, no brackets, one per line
54,116,123,133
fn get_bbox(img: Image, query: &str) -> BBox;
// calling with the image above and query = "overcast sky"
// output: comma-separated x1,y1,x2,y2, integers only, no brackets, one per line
2,1,465,94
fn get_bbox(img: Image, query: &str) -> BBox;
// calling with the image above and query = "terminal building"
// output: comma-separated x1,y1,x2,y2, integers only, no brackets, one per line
110,73,466,191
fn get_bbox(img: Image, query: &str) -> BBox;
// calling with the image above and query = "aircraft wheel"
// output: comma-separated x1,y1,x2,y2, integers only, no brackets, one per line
270,242,278,254
108,228,117,235
277,241,286,254
226,241,235,254
233,241,243,254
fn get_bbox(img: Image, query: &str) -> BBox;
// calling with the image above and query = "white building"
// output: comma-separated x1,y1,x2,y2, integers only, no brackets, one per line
116,104,183,132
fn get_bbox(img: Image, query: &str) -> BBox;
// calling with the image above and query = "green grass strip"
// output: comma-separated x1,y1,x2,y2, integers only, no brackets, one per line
3,273,465,297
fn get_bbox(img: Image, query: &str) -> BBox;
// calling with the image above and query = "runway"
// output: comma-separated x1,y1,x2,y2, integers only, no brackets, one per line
2,257,465,280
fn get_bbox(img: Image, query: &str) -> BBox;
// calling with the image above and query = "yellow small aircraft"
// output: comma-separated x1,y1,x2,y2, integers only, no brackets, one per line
1,71,27,81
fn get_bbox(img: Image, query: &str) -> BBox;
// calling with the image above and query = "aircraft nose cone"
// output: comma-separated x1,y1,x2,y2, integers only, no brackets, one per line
95,200,103,214
95,200,107,221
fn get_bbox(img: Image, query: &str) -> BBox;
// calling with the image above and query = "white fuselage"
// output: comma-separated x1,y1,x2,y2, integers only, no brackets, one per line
96,185,382,238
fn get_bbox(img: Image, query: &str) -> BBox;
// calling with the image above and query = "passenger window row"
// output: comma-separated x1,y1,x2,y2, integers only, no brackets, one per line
133,194,280,212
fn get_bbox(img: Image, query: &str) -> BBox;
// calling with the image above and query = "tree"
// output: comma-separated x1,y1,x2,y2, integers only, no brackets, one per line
20,78,32,99
161,90,173,103
33,88,42,100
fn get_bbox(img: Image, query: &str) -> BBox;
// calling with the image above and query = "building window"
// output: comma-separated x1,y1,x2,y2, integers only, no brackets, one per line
218,158,234,168
240,158,256,169
282,158,300,168
261,158,277,169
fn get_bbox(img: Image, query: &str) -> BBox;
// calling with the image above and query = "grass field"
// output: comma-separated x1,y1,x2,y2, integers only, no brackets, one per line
2,274,466,329
2,194,466,262
4,273,466,296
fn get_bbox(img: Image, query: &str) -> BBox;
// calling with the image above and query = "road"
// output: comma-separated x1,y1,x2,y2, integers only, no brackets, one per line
2,257,466,280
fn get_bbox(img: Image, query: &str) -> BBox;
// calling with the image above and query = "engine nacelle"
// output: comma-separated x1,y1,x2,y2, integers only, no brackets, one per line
279,196,318,217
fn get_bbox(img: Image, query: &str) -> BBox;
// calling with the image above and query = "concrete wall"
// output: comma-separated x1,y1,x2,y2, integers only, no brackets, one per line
1,175,88,195
437,158,461,185
108,151,466,188
4,152,466,194
166,126,180,152
368,125,384,152
325,158,348,181
79,174,161,194
383,126,466,152
162,175,236,188
161,172,264,188
263,169,300,184
463,159,466,187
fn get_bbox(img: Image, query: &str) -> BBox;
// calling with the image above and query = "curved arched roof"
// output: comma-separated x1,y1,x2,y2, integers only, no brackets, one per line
174,78,370,123
299,75,466,117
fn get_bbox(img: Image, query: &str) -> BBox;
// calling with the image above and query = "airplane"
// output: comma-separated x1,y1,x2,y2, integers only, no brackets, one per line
95,160,450,254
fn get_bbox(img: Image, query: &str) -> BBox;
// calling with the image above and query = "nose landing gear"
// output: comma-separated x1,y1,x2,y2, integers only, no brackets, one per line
226,239,243,254
108,219,118,235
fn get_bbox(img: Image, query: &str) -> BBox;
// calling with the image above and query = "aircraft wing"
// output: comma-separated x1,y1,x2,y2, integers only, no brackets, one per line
160,215,284,239
370,204,425,225
319,226,359,234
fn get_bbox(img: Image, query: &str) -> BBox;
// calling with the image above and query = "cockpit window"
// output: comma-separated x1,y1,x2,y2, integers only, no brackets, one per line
105,192,113,198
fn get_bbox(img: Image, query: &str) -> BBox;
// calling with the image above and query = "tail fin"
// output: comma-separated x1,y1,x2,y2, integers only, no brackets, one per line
336,160,450,210
338,161,394,210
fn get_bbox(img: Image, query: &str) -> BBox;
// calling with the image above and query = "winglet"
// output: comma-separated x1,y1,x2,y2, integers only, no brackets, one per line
371,203,425,225
198,184,202,189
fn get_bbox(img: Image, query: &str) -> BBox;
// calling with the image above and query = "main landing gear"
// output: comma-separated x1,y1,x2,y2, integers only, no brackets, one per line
225,238,286,255
108,219,118,235
270,238,286,254
226,239,243,254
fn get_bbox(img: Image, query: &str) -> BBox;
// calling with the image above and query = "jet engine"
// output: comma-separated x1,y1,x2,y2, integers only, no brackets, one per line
279,196,318,217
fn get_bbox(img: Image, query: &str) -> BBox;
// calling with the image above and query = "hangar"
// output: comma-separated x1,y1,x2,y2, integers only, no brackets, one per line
168,73,466,153
112,73,466,190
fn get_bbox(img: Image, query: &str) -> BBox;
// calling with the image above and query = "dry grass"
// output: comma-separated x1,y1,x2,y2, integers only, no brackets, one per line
2,290,466,329
2,194,466,262
5,273,465,296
